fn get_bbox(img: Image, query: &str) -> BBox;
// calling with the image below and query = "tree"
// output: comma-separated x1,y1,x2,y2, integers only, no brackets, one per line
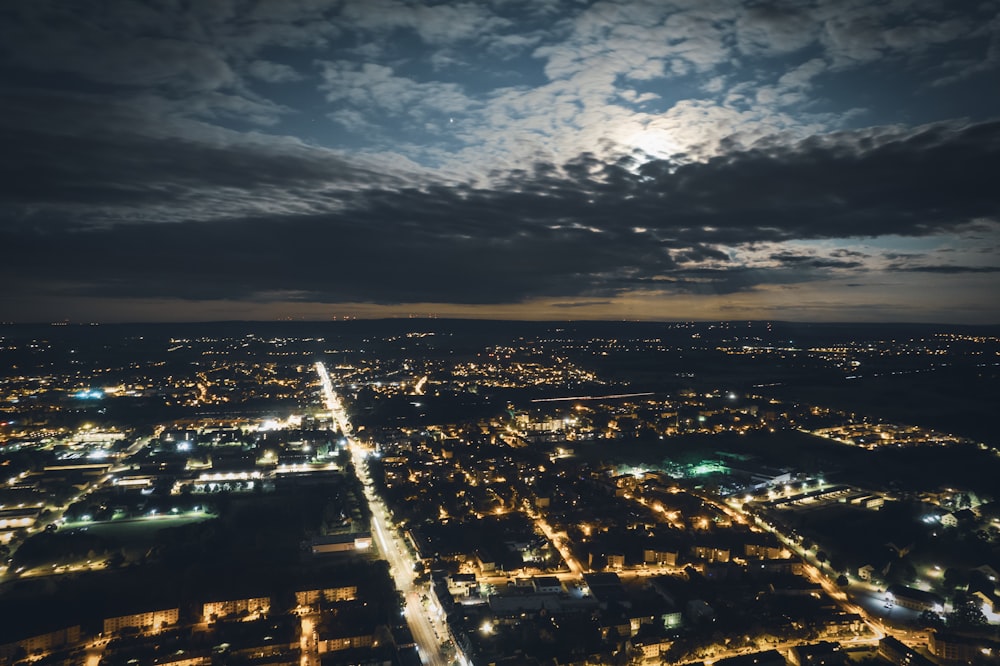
836,574,849,587
967,569,994,594
943,567,968,590
918,610,945,630
893,560,917,583
947,596,988,630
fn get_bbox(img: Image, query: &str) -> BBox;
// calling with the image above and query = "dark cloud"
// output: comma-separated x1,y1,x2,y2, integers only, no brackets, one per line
736,4,818,56
0,89,420,221
1,118,998,306
830,248,868,258
247,60,305,83
0,0,998,321
1,211,655,305
550,300,614,309
0,124,394,209
768,253,865,269
888,264,1000,274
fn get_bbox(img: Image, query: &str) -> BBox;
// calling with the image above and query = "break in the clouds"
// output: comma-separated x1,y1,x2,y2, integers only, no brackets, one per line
0,0,999,323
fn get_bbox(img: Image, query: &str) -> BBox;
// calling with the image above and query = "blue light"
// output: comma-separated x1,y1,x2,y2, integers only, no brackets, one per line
74,389,104,400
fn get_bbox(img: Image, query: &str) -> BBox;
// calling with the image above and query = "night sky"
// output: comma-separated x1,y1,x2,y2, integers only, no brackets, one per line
2,0,999,323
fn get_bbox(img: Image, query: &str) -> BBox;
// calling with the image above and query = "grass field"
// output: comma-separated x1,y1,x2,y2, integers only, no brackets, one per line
63,510,213,541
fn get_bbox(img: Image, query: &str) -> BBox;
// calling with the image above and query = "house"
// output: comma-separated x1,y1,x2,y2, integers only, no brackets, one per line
295,586,358,608
447,573,478,598
713,649,787,666
214,617,299,660
643,549,679,566
598,613,631,641
929,631,1000,662
972,589,997,614
475,549,497,572
202,596,270,622
941,509,976,528
745,542,788,560
0,626,81,661
316,624,377,653
310,532,372,555
487,593,596,616
685,599,714,622
583,572,627,605
103,608,179,635
788,641,846,666
531,576,563,594
0,507,41,530
747,560,804,577
631,637,673,663
691,544,730,563
878,636,934,666
886,585,945,613
825,614,865,636
857,564,876,581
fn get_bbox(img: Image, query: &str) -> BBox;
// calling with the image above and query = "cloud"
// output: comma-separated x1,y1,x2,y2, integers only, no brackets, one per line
888,264,1000,274
4,0,994,183
753,58,829,108
247,60,305,83
339,0,511,45
2,117,998,308
816,0,995,69
550,300,614,308
0,3,238,92
318,61,478,120
0,89,425,223
830,248,868,258
769,252,865,269
1,0,998,321
736,4,819,56
533,1,739,84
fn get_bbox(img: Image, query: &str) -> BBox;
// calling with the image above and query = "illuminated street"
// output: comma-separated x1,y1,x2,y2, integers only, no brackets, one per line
2,325,998,666
531,513,583,577
316,362,449,666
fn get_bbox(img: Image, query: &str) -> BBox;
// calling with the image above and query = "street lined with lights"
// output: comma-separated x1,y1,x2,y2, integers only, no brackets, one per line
316,362,449,666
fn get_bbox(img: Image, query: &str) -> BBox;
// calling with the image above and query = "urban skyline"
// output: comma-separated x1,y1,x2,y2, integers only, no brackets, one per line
0,319,998,664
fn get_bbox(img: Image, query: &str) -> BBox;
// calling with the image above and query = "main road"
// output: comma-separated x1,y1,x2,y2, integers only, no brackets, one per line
316,362,450,666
